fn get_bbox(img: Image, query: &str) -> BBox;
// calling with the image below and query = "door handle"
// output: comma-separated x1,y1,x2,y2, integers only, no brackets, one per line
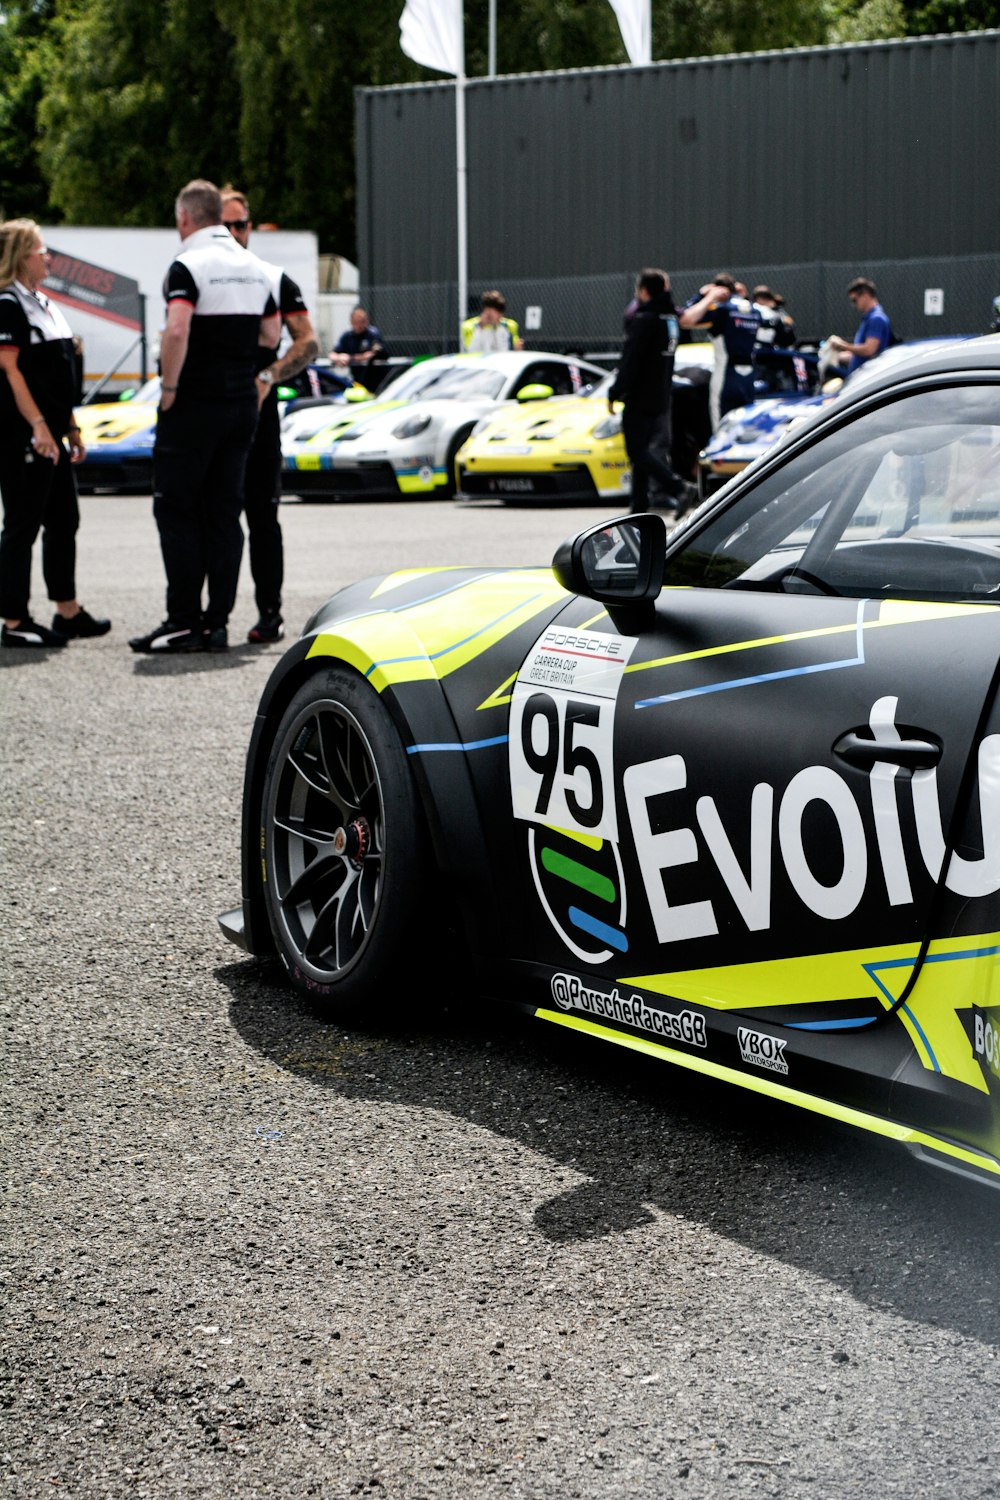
833,731,941,771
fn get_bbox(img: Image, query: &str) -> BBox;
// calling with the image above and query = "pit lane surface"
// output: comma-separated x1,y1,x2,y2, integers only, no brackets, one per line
3,493,999,1500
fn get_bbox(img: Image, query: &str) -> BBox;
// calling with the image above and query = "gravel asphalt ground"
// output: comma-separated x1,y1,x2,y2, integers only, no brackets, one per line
4,491,1000,1499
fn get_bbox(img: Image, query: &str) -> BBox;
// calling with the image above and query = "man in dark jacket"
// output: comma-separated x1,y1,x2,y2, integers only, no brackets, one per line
609,269,696,516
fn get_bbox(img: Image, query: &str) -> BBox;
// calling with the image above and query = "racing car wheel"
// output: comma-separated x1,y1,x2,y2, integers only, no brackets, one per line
259,666,426,1011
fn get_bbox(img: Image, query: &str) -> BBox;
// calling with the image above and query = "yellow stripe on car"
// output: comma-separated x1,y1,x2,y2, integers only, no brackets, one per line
308,568,567,689
535,1007,1000,1180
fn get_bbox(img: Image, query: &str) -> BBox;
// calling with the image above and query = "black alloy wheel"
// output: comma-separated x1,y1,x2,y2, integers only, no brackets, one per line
260,667,424,1011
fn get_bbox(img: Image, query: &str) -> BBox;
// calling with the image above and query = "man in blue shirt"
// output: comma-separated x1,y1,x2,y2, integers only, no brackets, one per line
330,307,388,392
820,277,893,381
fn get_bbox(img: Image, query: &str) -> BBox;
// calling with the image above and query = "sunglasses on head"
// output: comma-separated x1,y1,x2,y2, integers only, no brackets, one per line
225,218,250,232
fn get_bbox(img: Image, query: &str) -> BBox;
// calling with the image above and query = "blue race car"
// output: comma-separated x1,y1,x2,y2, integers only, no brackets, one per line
697,340,966,500
698,390,832,499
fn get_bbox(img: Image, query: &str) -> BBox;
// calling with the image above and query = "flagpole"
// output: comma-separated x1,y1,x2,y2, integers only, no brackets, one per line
456,8,467,345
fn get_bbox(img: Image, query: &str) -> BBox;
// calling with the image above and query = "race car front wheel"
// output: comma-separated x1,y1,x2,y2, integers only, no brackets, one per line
259,666,424,1013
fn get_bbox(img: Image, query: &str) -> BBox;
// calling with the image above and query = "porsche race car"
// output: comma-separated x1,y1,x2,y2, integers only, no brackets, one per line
221,335,1000,1191
456,344,714,506
281,351,607,500
74,376,162,494
697,390,833,499
697,339,966,500
75,365,367,494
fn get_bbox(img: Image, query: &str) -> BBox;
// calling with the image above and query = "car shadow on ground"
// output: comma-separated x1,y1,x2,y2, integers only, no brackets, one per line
219,957,1000,1350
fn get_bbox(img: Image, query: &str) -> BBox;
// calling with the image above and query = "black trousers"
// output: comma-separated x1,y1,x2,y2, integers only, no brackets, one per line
152,395,258,631
243,393,283,617
0,440,78,620
622,407,686,514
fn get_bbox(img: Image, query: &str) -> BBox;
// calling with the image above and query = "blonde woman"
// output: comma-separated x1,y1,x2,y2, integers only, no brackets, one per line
0,218,110,647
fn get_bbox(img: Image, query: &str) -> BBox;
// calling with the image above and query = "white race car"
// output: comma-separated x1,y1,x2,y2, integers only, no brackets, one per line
281,350,607,500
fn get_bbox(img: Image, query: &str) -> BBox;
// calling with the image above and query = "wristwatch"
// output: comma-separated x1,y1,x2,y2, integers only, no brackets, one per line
257,369,274,385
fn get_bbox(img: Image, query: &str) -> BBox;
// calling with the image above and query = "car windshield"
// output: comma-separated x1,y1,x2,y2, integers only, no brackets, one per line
666,382,1000,605
382,361,507,403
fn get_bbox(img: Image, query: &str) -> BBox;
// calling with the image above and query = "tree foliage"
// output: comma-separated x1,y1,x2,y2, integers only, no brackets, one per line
0,1,59,221
36,0,241,226
828,0,908,41
653,0,828,56
902,0,1000,28
0,0,987,252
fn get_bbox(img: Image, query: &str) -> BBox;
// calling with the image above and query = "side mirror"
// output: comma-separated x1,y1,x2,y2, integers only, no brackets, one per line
552,513,666,608
516,383,554,403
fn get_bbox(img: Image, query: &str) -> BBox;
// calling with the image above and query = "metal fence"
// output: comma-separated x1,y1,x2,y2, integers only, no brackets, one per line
364,253,1000,361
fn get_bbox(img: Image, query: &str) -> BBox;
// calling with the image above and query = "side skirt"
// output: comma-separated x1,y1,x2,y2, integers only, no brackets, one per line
535,1005,1000,1191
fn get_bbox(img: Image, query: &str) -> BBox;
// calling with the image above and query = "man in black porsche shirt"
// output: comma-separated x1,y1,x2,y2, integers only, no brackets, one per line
221,189,318,644
608,268,696,516
129,179,279,654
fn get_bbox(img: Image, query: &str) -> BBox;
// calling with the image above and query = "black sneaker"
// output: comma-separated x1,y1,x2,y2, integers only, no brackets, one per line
247,612,284,644
128,620,203,654
51,606,112,639
203,625,229,652
2,616,69,649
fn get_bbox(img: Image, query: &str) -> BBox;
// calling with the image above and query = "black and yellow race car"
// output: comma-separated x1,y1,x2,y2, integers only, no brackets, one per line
221,335,1000,1191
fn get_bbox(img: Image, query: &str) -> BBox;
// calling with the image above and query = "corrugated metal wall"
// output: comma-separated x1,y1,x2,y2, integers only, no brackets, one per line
355,32,1000,349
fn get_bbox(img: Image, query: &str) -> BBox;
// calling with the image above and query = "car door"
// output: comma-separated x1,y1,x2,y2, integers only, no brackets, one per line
509,377,1000,1030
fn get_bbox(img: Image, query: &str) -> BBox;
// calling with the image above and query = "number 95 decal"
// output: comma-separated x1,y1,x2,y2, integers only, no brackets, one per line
510,629,636,841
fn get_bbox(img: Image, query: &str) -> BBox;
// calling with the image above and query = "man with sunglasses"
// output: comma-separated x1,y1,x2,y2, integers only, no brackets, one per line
819,276,894,384
221,189,318,644
130,180,279,655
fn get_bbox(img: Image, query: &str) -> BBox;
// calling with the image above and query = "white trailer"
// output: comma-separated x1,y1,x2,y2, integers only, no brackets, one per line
41,225,320,399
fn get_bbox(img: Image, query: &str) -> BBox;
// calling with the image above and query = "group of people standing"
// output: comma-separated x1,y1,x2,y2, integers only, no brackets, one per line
0,178,318,654
328,287,526,389
608,266,896,516
1,206,905,647
132,179,318,654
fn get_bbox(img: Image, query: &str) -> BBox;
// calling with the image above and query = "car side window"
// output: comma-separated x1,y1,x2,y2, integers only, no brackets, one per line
666,384,1000,604
514,363,574,396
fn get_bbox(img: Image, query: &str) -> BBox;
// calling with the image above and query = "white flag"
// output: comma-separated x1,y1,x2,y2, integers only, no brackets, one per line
609,0,651,65
400,0,464,77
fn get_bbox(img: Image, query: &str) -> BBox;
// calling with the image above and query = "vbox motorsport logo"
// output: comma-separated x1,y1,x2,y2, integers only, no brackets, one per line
738,1027,789,1075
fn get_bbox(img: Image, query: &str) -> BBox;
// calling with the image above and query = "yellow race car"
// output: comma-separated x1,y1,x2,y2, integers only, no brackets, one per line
456,344,713,505
74,376,162,493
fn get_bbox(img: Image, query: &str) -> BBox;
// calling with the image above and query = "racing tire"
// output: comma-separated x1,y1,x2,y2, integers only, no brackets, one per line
259,666,426,1014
